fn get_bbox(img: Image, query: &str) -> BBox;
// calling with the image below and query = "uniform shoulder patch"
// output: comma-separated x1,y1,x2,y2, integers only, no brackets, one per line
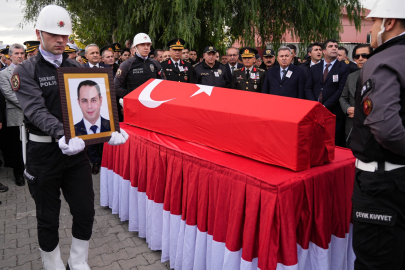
116,68,122,77
11,73,20,91
361,79,373,96
193,62,200,67
345,60,350,64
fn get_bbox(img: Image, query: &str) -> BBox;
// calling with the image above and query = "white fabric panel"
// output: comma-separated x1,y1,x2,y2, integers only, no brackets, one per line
210,238,226,270
137,191,147,238
330,233,349,270
161,210,171,262
146,197,153,243
206,234,213,270
107,169,114,207
99,167,109,207
119,179,130,221
346,224,355,270
169,214,181,269
149,201,164,251
193,229,208,270
174,219,187,269
241,257,259,270
182,225,197,269
128,186,139,232
111,172,120,214
223,247,242,269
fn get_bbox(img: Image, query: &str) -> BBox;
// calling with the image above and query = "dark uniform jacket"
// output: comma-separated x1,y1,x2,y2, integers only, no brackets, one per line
74,116,111,136
114,55,163,98
262,64,305,99
191,60,229,88
231,66,266,93
351,34,405,164
161,58,193,83
14,51,81,138
225,63,244,84
341,59,360,74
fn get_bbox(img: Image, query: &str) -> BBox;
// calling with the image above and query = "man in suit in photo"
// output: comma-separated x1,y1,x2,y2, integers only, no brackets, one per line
82,44,110,68
262,46,305,99
0,43,25,186
75,80,111,136
339,44,373,147
225,47,244,84
305,39,350,147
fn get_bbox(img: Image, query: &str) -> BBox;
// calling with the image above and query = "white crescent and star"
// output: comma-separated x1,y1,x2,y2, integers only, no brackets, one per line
138,79,214,109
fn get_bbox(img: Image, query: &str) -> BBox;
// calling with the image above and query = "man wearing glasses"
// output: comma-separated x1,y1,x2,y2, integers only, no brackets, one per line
225,47,244,84
339,44,373,147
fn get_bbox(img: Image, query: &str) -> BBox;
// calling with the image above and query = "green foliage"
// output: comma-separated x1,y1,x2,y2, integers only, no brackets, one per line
19,0,363,56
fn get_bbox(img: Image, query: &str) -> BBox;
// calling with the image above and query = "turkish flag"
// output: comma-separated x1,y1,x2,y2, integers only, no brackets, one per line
124,79,335,171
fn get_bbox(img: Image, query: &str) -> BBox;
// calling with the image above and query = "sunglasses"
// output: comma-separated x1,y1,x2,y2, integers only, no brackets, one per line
354,53,370,60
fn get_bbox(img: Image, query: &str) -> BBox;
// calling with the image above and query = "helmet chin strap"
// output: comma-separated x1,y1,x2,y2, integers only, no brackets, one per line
39,31,50,52
377,18,386,47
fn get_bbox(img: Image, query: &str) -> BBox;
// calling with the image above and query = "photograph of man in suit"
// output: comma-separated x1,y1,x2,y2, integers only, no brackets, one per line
74,80,111,136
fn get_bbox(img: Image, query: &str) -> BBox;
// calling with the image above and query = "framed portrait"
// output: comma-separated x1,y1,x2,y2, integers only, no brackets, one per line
57,67,120,145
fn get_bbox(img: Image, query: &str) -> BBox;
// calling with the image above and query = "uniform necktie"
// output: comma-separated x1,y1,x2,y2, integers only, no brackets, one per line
90,125,98,134
246,69,250,80
54,60,61,67
92,66,98,68
281,69,287,80
175,62,179,72
320,63,331,104
231,66,235,75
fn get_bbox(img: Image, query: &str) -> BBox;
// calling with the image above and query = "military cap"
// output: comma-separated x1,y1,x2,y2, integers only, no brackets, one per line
111,43,121,52
255,54,260,59
65,44,76,53
23,41,40,53
240,47,258,58
81,55,88,64
167,38,185,50
68,43,79,51
100,45,114,55
0,44,9,51
0,46,10,58
263,49,275,57
203,46,217,53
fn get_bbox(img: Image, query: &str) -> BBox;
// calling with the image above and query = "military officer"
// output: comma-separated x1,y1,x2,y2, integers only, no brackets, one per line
231,47,266,93
23,40,40,59
191,46,229,87
161,38,194,83
260,48,278,70
111,42,121,65
0,47,11,70
350,0,405,269
13,5,128,270
64,43,77,59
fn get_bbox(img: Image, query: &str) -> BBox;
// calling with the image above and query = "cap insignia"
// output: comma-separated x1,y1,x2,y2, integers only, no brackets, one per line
57,21,65,27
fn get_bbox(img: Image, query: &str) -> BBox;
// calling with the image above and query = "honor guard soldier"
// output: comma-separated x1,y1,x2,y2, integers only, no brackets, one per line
191,46,229,87
350,0,405,269
24,40,40,59
13,5,128,270
114,33,163,98
161,38,194,83
231,47,266,93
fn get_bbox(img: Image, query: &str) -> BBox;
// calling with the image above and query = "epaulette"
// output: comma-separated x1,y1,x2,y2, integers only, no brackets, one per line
234,68,241,71
193,62,201,67
342,59,349,64
256,68,265,72
161,59,169,63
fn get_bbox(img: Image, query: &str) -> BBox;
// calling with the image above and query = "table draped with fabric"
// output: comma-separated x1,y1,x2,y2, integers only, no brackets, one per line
100,123,356,270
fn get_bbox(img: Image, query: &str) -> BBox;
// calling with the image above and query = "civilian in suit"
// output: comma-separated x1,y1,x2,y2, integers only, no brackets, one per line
82,44,109,68
262,46,305,99
299,42,323,78
339,44,373,147
305,39,350,147
286,44,301,66
0,43,25,186
225,47,244,83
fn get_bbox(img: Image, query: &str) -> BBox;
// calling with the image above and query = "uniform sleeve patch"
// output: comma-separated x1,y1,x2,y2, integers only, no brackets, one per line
363,97,373,115
11,73,20,91
116,68,122,77
361,79,373,96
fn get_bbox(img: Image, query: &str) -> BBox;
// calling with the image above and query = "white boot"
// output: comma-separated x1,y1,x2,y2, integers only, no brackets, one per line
67,237,91,270
40,244,65,270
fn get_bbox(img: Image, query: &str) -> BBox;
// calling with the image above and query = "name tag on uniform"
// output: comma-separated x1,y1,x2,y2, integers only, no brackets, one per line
250,73,256,79
179,66,184,72
333,75,339,82
286,70,293,78
214,72,219,77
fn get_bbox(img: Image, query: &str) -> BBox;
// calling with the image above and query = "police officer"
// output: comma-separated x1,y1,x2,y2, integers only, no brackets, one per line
191,46,229,87
260,49,278,70
13,5,128,270
114,33,163,98
23,40,40,59
350,0,405,269
231,47,266,93
161,38,194,83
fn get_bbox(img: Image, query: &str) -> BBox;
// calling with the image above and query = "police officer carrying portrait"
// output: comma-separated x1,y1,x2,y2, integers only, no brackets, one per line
114,33,163,98
231,47,266,93
350,0,405,269
13,5,128,270
160,38,194,83
191,46,229,87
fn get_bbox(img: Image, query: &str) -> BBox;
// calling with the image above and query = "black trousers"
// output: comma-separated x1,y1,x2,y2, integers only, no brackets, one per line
26,141,95,252
8,126,24,178
87,143,103,164
352,167,405,270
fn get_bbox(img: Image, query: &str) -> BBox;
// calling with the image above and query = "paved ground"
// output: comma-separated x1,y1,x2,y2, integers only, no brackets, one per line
0,166,171,270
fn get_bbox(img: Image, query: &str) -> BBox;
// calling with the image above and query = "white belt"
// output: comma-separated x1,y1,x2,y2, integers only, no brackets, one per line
355,159,405,172
29,134,59,143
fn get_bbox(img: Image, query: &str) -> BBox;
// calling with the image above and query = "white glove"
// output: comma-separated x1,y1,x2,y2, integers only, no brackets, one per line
58,136,85,156
119,98,124,108
108,129,129,146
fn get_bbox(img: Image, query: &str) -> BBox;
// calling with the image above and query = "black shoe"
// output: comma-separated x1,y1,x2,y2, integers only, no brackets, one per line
15,177,25,186
0,182,8,192
92,163,100,175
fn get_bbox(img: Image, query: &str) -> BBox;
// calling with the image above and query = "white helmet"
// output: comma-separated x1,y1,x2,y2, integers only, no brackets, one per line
133,33,152,47
36,5,72,35
366,0,405,20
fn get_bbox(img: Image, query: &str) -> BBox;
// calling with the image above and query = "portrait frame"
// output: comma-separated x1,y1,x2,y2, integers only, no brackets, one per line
57,67,120,145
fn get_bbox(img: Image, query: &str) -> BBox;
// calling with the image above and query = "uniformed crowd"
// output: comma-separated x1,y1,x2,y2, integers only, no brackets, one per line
0,0,404,269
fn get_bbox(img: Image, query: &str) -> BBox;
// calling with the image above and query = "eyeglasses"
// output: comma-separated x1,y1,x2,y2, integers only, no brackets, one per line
354,53,370,60
227,54,238,57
